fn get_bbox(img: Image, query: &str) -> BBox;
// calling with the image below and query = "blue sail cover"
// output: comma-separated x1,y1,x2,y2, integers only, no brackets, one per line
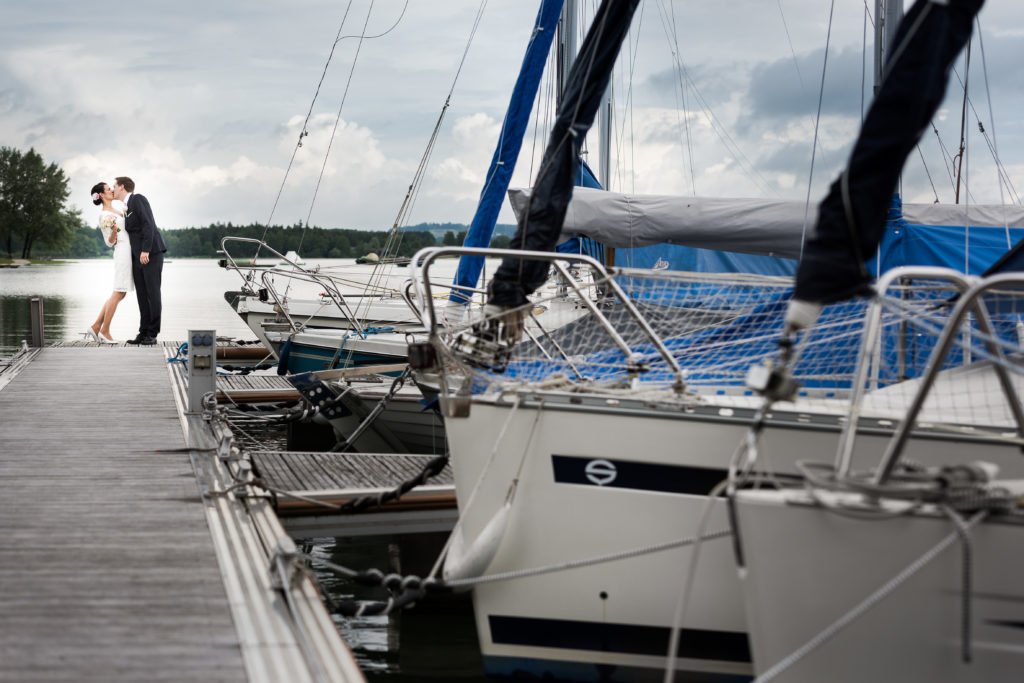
449,0,565,304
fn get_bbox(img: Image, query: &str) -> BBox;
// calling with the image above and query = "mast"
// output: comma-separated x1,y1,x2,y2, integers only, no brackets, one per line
599,88,612,189
558,0,578,105
873,0,904,93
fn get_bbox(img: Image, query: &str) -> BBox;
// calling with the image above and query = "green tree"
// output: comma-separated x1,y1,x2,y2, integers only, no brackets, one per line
0,146,29,258
0,147,73,259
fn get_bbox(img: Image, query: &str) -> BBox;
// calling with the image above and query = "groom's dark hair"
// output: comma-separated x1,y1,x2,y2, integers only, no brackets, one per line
115,176,135,192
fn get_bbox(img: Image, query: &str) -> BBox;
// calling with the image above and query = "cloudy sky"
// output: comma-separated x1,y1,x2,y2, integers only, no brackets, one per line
2,0,1022,231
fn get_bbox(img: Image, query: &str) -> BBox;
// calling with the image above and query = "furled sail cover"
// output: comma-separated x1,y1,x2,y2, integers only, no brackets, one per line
508,186,1024,260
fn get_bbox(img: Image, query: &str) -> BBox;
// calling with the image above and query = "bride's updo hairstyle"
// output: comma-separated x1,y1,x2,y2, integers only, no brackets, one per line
90,182,105,206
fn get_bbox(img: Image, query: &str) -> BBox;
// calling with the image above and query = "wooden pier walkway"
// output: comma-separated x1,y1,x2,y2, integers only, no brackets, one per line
0,346,363,682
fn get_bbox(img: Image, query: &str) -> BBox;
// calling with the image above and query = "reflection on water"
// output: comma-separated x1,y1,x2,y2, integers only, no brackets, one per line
0,294,70,351
0,257,465,356
0,259,255,355
305,534,487,681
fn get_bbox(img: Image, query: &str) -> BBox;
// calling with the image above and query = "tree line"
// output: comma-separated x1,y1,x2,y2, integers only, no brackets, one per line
0,145,515,261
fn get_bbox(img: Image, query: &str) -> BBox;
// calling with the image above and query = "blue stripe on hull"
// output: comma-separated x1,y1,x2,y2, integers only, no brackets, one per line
483,655,750,682
282,343,404,374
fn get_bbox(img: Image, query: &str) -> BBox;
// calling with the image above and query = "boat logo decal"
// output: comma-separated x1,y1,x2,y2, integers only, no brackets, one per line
584,459,617,486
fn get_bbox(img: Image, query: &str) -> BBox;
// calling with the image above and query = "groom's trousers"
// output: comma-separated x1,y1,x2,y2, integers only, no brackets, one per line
132,250,164,338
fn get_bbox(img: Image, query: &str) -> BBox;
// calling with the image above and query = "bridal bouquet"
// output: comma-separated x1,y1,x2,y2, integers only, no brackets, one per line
99,214,118,244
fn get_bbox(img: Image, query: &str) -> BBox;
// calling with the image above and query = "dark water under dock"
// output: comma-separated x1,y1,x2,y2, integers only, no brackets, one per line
229,398,488,681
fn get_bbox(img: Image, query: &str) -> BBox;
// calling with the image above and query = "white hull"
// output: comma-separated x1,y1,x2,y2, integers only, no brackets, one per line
228,292,421,348
446,391,1024,680
734,487,1024,682
320,383,446,455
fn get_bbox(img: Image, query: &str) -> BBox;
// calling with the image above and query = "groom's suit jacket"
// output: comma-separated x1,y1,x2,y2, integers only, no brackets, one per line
124,193,167,255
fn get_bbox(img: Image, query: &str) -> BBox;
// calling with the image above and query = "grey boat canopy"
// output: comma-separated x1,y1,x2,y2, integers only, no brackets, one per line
508,186,1024,260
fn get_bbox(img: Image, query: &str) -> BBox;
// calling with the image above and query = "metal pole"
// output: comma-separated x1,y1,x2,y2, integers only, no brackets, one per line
874,0,904,92
600,87,612,189
28,297,44,347
558,0,578,105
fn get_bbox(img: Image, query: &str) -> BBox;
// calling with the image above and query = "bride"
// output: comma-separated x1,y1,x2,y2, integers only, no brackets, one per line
86,181,133,343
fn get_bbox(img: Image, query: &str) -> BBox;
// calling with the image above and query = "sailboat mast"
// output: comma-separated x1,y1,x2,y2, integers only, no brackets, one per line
558,0,578,105
873,0,905,92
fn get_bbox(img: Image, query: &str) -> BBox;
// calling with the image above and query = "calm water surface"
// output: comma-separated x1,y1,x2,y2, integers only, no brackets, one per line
0,258,489,680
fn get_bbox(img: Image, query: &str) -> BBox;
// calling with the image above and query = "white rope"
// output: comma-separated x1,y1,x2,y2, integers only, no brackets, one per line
443,528,732,589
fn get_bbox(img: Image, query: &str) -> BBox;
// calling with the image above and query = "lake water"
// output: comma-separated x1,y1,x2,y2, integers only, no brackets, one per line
0,258,488,681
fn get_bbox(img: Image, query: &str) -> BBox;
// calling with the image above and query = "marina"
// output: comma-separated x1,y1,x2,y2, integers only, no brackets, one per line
4,0,1024,681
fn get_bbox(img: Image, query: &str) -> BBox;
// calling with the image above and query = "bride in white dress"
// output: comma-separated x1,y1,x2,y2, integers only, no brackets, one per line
86,181,133,344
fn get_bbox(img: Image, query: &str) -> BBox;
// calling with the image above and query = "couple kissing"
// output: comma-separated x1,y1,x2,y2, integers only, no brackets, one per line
87,176,167,345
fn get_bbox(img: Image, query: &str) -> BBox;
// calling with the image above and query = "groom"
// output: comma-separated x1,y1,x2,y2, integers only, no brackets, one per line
113,176,167,345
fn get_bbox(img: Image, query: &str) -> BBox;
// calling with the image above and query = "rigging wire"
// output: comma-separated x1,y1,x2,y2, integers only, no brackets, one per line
259,1,354,255
357,0,491,317
655,0,777,198
652,0,695,196
301,0,401,253
953,37,972,205
777,0,807,98
798,0,838,260
261,0,410,263
946,66,1015,205
611,1,645,197
930,122,959,194
975,17,1021,212
916,146,941,204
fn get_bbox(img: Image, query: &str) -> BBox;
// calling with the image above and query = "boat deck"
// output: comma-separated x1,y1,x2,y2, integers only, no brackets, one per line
252,450,456,538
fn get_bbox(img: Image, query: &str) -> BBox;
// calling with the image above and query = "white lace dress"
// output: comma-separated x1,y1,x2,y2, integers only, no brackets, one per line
98,202,133,293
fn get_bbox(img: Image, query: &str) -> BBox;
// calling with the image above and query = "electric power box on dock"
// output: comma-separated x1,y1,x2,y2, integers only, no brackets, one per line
187,329,216,413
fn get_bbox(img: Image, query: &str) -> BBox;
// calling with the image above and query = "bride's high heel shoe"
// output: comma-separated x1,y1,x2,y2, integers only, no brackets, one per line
98,332,118,345
83,328,100,342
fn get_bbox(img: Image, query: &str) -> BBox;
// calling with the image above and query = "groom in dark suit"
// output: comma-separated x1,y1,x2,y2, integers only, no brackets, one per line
113,176,167,345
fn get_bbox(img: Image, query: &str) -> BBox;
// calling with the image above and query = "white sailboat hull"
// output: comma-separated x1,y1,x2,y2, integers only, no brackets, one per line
229,293,421,348
733,488,1024,682
446,392,1024,680
321,383,446,455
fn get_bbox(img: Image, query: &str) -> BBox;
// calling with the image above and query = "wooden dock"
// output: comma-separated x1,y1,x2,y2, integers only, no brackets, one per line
0,346,363,682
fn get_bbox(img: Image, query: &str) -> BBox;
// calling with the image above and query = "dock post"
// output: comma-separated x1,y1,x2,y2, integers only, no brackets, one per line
187,329,217,413
28,297,44,347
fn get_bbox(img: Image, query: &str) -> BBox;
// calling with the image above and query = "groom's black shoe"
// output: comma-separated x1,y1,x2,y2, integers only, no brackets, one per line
126,335,145,345
140,336,157,346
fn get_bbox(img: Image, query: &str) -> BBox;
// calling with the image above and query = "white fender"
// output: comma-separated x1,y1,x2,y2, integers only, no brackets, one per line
442,501,512,588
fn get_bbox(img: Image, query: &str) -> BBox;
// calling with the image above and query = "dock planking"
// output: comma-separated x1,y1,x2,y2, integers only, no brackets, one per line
0,346,248,681
0,346,364,682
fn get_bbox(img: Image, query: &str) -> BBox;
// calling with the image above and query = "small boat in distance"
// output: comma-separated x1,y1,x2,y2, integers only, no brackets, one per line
356,252,411,267
278,250,305,266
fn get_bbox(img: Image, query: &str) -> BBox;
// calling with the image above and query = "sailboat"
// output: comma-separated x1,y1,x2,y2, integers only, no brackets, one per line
410,0,1024,679
728,1,1024,679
